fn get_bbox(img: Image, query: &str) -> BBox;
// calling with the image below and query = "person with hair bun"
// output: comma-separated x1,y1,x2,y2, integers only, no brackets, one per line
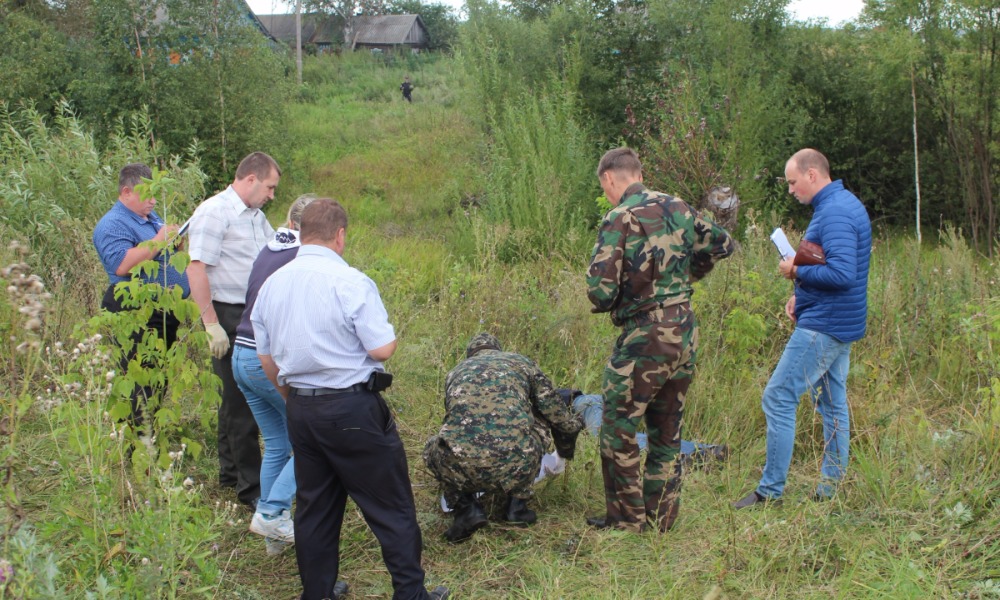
233,194,317,555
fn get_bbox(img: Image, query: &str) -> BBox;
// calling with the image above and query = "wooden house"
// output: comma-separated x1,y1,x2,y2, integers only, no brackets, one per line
257,13,429,53
256,14,342,54
349,15,429,52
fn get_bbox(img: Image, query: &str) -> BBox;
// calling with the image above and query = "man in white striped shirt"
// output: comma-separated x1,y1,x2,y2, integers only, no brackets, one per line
187,152,279,507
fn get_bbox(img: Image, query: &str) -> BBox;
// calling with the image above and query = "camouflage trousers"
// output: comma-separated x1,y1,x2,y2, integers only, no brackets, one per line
423,435,543,508
600,306,697,533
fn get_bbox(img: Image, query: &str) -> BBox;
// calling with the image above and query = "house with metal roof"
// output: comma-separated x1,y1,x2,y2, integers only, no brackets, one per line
258,13,428,53
256,14,344,53
349,15,429,52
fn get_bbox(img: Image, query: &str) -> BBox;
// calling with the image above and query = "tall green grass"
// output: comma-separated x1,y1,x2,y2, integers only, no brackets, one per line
480,82,597,262
4,51,1000,599
457,5,599,263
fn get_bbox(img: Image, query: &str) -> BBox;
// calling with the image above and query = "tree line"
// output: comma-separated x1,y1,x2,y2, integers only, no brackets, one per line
0,0,458,189
459,0,1000,254
3,0,998,252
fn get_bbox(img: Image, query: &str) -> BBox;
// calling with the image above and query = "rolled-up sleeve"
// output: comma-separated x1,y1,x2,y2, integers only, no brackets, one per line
345,277,396,353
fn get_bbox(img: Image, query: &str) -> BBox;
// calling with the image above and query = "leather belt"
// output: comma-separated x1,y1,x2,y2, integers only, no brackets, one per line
290,383,368,397
615,302,690,330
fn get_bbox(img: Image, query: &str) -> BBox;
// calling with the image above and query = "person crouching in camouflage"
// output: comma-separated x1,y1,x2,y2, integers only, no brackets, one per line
423,333,584,543
586,147,736,533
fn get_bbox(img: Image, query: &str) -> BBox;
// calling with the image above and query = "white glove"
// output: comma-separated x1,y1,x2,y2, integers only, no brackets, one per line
205,322,230,359
533,451,566,484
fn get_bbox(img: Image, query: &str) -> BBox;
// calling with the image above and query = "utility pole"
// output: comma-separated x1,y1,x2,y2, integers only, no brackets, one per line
911,63,921,244
296,0,303,86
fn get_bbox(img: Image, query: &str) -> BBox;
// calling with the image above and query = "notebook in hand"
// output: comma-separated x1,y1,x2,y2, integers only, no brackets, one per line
770,228,795,260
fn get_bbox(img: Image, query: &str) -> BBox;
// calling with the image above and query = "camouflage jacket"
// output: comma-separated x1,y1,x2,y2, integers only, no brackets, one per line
587,183,736,327
438,350,583,461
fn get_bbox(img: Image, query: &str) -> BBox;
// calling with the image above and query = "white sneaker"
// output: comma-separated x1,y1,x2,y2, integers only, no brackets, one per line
249,510,294,543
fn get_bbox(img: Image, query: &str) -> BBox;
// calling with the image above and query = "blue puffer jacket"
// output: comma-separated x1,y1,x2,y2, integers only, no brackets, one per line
794,180,872,342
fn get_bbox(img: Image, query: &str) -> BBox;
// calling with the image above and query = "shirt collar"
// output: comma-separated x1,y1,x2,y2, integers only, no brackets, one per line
298,244,347,265
619,182,647,207
113,200,161,225
222,185,257,215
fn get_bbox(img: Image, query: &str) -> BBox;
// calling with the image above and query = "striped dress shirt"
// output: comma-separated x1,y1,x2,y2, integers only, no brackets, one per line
187,185,274,304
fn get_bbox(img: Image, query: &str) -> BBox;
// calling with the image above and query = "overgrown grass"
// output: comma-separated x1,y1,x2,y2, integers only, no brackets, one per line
3,52,1000,599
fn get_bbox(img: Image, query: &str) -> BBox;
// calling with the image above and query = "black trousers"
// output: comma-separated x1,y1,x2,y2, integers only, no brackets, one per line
212,301,261,505
101,284,180,430
287,389,429,600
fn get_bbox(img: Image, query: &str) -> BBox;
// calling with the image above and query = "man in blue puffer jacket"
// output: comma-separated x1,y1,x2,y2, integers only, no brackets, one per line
734,148,872,508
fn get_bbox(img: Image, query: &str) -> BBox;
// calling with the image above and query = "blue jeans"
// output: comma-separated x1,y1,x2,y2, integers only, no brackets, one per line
233,344,296,516
572,395,699,455
757,327,852,499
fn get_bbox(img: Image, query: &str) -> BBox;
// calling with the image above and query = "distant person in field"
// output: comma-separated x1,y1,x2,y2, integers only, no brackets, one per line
92,162,189,436
187,151,280,508
733,148,871,509
232,194,317,556
586,146,736,533
423,333,583,543
251,199,449,600
401,76,414,103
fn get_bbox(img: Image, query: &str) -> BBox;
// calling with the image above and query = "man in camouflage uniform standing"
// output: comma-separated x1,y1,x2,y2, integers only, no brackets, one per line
586,147,736,533
423,333,584,543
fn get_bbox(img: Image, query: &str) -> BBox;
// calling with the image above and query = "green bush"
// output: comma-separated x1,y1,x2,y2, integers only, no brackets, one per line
0,175,226,598
0,9,72,116
0,102,207,310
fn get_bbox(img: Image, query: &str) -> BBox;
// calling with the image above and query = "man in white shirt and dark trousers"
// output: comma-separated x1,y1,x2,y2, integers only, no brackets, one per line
252,198,448,600
187,152,280,507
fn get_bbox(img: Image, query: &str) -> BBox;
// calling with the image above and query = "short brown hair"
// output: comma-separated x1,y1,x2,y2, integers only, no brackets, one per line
299,198,348,243
119,163,152,192
597,147,642,178
235,152,281,181
789,149,830,178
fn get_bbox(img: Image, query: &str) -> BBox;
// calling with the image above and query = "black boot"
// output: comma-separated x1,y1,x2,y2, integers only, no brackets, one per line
444,495,487,543
504,496,537,525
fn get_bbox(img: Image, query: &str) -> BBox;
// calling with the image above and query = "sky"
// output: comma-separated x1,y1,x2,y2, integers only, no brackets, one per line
247,0,865,24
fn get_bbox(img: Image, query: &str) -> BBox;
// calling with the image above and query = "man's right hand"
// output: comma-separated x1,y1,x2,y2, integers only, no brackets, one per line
205,322,230,359
154,223,179,241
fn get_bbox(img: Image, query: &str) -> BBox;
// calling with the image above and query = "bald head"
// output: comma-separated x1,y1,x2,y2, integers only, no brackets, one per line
788,149,830,179
784,148,833,205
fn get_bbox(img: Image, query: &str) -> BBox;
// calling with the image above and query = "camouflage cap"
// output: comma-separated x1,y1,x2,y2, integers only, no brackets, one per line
466,332,502,357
